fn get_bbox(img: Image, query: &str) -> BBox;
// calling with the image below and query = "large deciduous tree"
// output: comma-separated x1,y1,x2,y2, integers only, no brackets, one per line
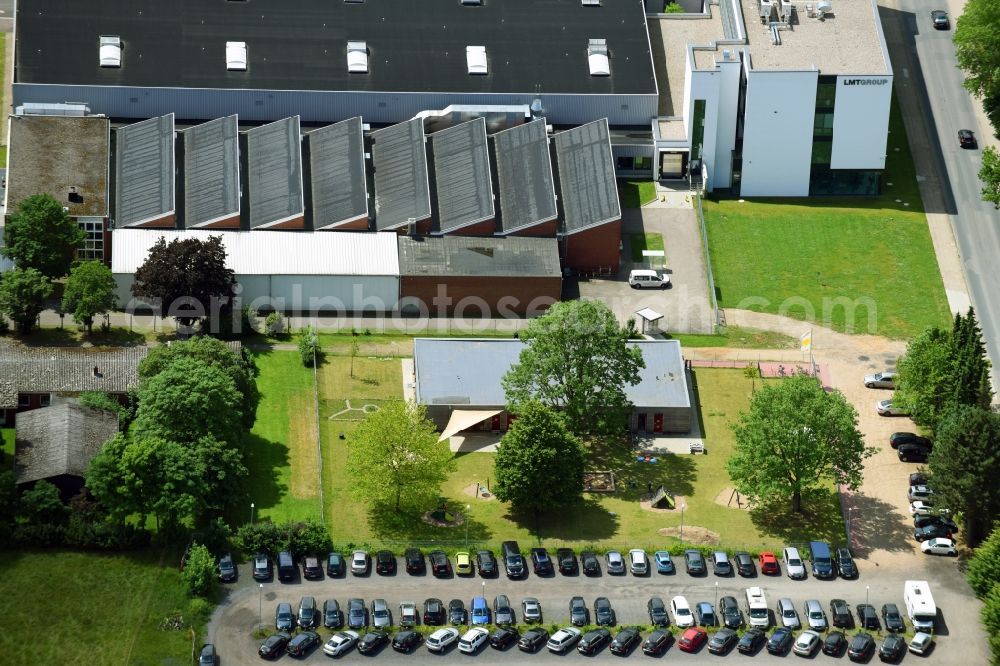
130,235,236,327
1,193,86,279
980,147,1000,209
492,402,586,518
0,267,53,333
727,373,872,513
968,522,1000,599
502,300,644,438
346,399,454,512
62,260,119,333
955,0,1000,135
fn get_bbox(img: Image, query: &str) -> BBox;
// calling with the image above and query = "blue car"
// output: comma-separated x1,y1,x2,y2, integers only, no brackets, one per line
654,551,675,574
471,596,491,625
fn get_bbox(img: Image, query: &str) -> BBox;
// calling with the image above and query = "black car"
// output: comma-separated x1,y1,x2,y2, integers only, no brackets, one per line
857,603,880,630
275,602,295,632
931,9,950,28
720,595,743,629
449,598,467,625
914,514,958,531
848,633,876,662
830,599,853,628
375,550,396,575
258,632,291,659
570,596,589,625
287,631,321,657
358,631,389,655
609,628,641,656
737,628,766,655
530,547,553,575
647,596,669,626
581,550,601,575
835,548,858,578
298,596,319,629
253,553,272,581
766,627,793,655
684,549,706,575
578,628,611,655
897,443,931,462
518,628,550,652
347,598,367,629
594,597,615,626
879,634,906,662
423,598,445,625
890,432,932,449
490,626,519,649
404,548,425,574
429,550,451,577
707,628,738,655
326,551,345,577
824,631,847,656
909,471,929,487
915,523,954,541
959,129,977,148
556,548,578,575
734,551,756,577
217,553,236,582
392,630,422,653
642,628,674,655
198,643,218,666
302,555,323,580
881,604,905,632
476,550,498,577
323,599,343,629
695,602,716,627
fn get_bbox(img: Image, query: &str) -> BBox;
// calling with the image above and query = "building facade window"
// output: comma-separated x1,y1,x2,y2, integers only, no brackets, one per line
17,394,29,407
691,99,707,161
77,218,105,261
39,394,52,407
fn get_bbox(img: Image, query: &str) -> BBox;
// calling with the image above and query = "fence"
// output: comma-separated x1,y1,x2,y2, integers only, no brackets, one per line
693,194,722,329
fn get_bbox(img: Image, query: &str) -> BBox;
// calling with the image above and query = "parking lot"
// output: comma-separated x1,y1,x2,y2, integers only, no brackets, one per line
208,550,976,664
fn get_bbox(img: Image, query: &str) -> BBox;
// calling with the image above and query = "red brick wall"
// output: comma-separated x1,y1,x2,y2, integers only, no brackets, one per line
562,220,622,273
509,218,559,237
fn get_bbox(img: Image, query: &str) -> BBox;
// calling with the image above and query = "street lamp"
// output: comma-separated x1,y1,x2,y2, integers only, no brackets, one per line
482,581,486,600
258,584,263,630
465,504,471,548
250,502,255,525
715,582,719,611
866,585,870,607
679,504,686,544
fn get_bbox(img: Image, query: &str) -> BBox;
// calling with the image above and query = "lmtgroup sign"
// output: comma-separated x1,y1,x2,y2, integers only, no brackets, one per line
842,78,890,86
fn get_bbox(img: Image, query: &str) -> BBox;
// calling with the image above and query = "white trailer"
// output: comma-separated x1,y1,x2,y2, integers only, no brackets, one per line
904,580,937,632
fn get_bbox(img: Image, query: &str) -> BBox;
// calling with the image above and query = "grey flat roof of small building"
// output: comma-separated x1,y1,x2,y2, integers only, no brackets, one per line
371,118,431,231
430,118,494,234
307,117,369,230
7,115,109,217
554,118,621,235
492,118,558,234
15,403,119,485
414,338,690,409
182,115,240,227
114,114,175,227
246,116,304,229
15,0,656,95
398,236,560,278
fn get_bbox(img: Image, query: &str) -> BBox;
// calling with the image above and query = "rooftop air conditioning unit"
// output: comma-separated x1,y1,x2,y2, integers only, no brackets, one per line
347,41,369,73
587,39,610,76
225,41,247,71
466,45,488,75
99,35,122,68
582,0,601,5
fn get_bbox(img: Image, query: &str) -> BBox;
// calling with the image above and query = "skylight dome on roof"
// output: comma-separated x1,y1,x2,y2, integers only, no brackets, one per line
587,39,609,76
347,41,369,73
466,46,488,75
226,41,247,71
99,35,121,68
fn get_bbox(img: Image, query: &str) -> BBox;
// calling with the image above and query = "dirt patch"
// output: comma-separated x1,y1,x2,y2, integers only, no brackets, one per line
657,525,721,545
714,487,751,511
288,394,319,499
461,483,495,501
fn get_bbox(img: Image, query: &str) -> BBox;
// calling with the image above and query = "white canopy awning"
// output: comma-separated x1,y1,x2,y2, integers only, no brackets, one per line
438,409,503,441
635,307,663,323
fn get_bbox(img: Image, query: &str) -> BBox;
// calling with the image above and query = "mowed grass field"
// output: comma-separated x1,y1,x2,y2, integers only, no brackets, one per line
703,100,951,340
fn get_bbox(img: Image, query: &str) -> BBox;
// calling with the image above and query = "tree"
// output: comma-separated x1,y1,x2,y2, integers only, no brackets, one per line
955,0,1000,128
727,373,873,513
181,543,218,598
950,308,993,410
502,300,644,438
345,399,454,512
492,402,586,518
968,522,1000,598
1,193,86,279
298,326,321,367
928,406,1000,547
61,261,118,333
138,336,259,430
78,391,133,431
130,235,236,327
980,147,1000,209
982,583,1000,664
0,268,53,333
18,480,69,525
894,326,954,430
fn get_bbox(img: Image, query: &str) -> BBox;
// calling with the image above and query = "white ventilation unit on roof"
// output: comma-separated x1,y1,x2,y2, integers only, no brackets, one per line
461,0,483,4
347,41,369,73
226,41,247,71
99,35,122,68
466,46,488,75
582,0,601,5
588,39,610,76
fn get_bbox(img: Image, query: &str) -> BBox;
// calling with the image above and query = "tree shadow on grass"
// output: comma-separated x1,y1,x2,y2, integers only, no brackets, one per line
366,502,495,545
232,432,291,523
749,487,847,546
586,436,697,499
509,497,620,543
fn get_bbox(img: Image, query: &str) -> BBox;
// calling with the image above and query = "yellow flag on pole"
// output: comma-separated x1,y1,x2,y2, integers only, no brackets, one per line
800,330,812,352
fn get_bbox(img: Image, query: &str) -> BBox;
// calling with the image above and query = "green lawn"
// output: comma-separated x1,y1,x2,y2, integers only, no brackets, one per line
703,99,950,340
0,549,198,665
667,326,799,349
618,180,657,208
629,232,665,263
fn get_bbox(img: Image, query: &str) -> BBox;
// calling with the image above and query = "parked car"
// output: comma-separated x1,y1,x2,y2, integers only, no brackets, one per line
476,550,497,577
720,595,744,629
628,548,649,575
910,500,942,516
737,628,766,655
302,554,323,580
521,597,541,623
835,547,858,578
198,644,218,666
804,599,828,630
398,601,418,628
708,628,738,655
711,551,732,576
876,399,908,416
470,596,490,625
880,633,907,662
684,549,707,575
671,595,694,627
849,633,877,662
455,551,473,576
493,595,514,625
392,630,422,653
922,537,958,556
253,553,272,581
594,597,615,626
530,547,553,575
678,627,708,653
898,443,931,462
654,550,675,574
759,550,780,575
824,631,847,656
350,550,370,576
449,599,466,625
458,627,490,654
430,550,451,577
569,596,589,626
357,631,389,655
217,553,236,582
857,603,880,630
322,631,359,657
610,627,641,656
556,548,578,575
734,551,756,576
605,550,626,574
782,547,806,579
793,630,821,657
766,627,793,655
642,628,675,655
501,541,525,578
830,599,852,628
776,597,800,629
277,551,296,581
404,547,425,574
959,129,977,148
909,632,934,655
577,628,611,655
647,596,669,626
915,523,954,541
325,551,345,577
909,471,929,486
426,627,460,652
423,598,446,625
347,598,367,630
287,630,322,657
258,632,291,659
864,371,896,388
695,601,716,627
518,628,550,652
375,550,396,575
891,432,932,449
908,484,935,502
931,9,949,29
914,514,958,532
490,626,519,649
882,603,905,632
371,598,391,628
581,550,601,575
323,599,342,629
275,602,295,632
298,596,319,629
546,627,582,653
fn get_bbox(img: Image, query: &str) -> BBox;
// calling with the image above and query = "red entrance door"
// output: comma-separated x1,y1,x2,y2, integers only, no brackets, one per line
491,414,501,432
507,413,517,429
637,413,647,432
653,413,664,433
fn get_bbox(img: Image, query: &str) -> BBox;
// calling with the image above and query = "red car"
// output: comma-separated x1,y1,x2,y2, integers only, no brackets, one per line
678,627,707,653
759,551,780,575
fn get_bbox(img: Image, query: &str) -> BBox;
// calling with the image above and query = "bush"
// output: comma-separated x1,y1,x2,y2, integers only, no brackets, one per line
233,520,331,558
233,521,283,557
187,597,215,627
264,312,285,336
13,523,66,546
194,517,232,554
18,481,69,525
78,391,134,431
664,1,685,12
968,522,1000,598
181,543,218,598
298,326,321,367
286,520,333,557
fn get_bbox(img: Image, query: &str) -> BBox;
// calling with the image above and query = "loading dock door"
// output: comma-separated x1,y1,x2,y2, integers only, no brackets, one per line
659,152,688,180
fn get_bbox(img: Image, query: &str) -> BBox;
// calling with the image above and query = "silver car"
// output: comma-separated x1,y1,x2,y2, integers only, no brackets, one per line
803,599,827,630
522,597,542,623
864,371,896,388
605,550,626,574
777,597,800,629
371,598,391,628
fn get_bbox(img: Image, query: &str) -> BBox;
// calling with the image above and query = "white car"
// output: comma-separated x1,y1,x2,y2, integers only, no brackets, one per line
908,485,935,502
909,632,933,655
426,628,460,652
546,627,582,653
351,550,369,575
628,548,649,575
458,627,490,654
876,399,908,416
323,630,360,657
792,630,821,656
670,595,694,628
910,500,939,516
864,371,896,388
921,538,958,556
782,546,806,579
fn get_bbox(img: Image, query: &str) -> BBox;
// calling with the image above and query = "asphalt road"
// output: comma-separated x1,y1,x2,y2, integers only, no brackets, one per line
208,554,974,664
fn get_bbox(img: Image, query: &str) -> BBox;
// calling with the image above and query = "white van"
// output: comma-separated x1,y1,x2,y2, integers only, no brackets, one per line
628,269,670,289
745,587,769,628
